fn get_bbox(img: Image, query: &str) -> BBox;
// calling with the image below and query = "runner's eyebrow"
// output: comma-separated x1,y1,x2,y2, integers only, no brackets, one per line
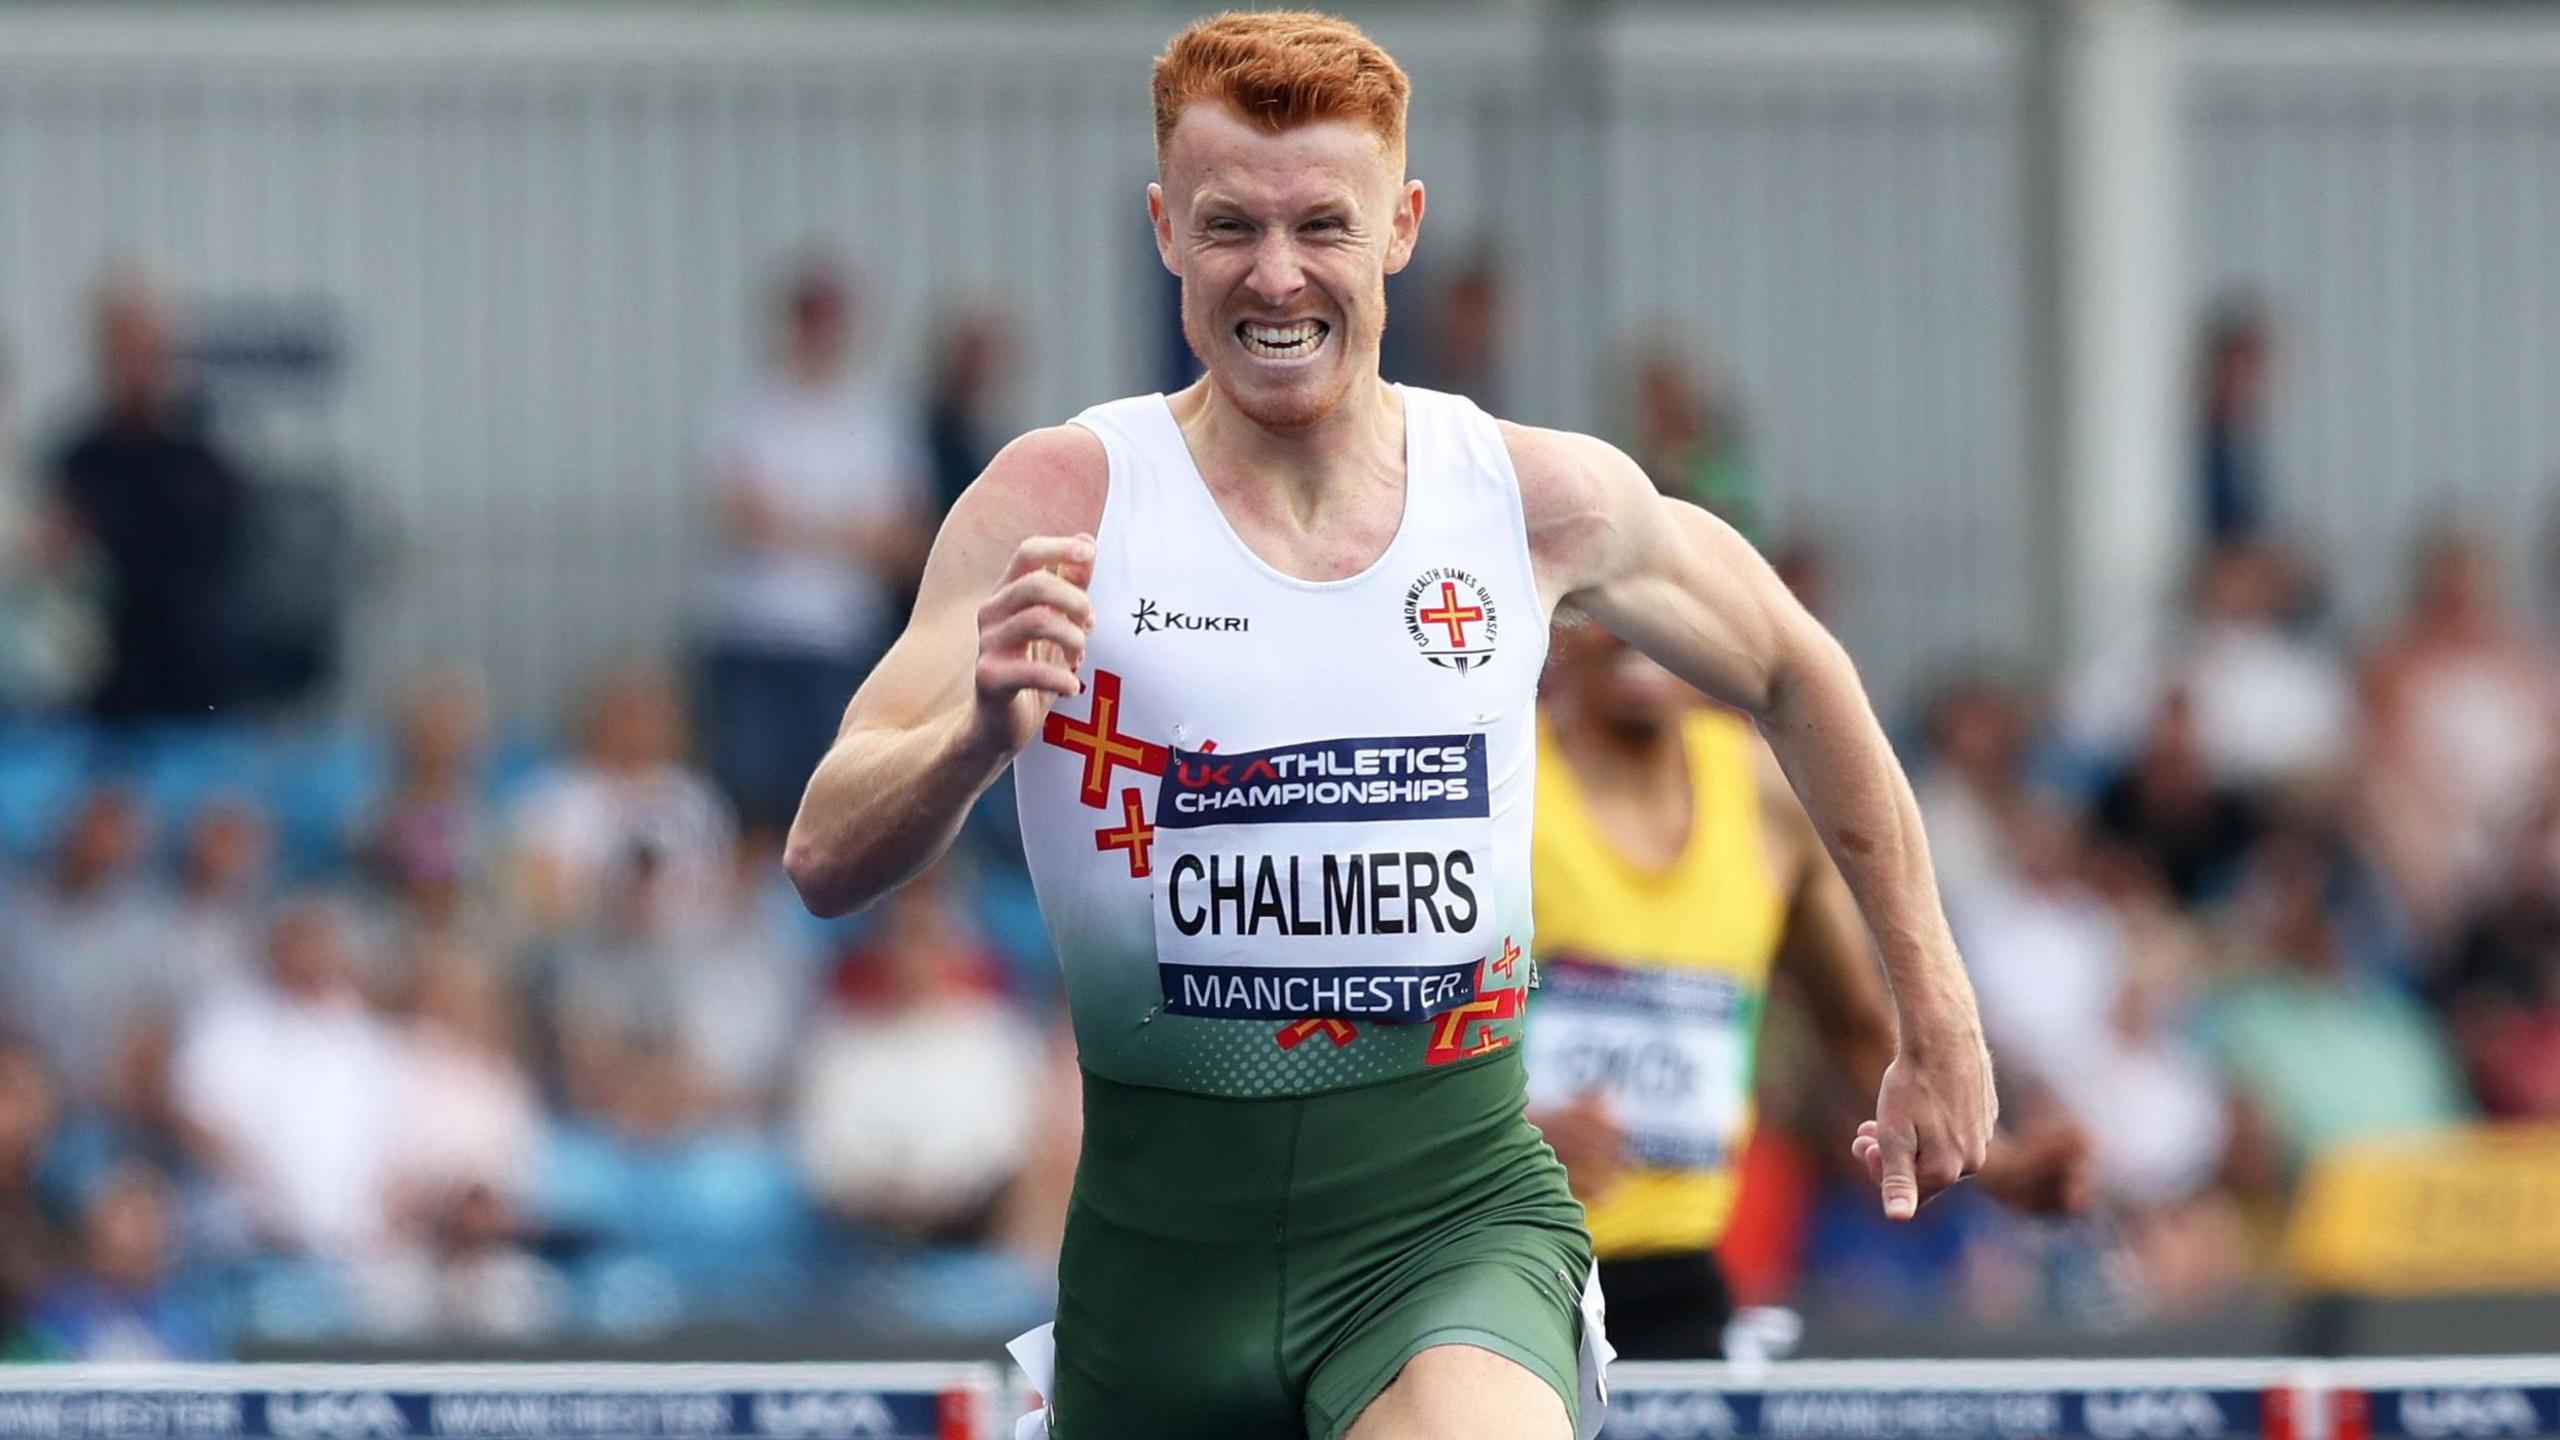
1190,189,1359,218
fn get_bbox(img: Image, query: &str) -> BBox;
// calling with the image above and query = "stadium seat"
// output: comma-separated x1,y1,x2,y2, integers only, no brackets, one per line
115,722,267,845
0,716,92,859
262,721,391,880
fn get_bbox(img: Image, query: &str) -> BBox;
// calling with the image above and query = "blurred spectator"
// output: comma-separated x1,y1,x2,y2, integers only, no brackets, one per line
360,1179,565,1343
366,666,500,945
923,312,1013,518
988,1016,1081,1273
2066,845,2251,1315
2054,844,2233,1215
1800,1122,2032,1328
1630,342,1758,540
674,826,824,1119
368,944,560,1341
0,1043,62,1333
170,897,399,1257
0,352,104,712
540,820,808,1125
696,254,929,831
167,797,273,1006
2207,824,2473,1172
795,868,1037,1246
533,1033,803,1319
0,785,177,1108
386,942,541,1228
545,839,721,1124
46,272,252,722
2187,542,2351,786
2089,689,2262,905
511,663,735,935
19,1160,215,1361
2063,539,2353,785
1404,250,1506,409
1950,811,2250,1320
1910,675,2034,908
2197,298,2273,544
1771,531,1836,622
2358,530,2560,942
1954,805,2129,1097
2539,497,2560,639
2437,790,2560,1118
1802,1200,2025,1330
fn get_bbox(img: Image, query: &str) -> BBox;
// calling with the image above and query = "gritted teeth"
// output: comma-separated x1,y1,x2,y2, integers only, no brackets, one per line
1236,318,1328,358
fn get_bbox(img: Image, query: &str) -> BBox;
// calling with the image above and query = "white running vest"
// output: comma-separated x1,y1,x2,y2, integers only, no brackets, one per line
1014,386,1547,1098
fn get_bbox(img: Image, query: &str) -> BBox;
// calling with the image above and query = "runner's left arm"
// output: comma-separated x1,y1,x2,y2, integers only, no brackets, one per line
1510,421,1994,1220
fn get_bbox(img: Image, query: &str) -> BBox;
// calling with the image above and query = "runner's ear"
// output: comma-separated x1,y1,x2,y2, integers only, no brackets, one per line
1385,178,1425,276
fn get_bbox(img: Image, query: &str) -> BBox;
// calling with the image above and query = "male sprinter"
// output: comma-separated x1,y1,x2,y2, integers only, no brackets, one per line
1527,625,2093,1359
783,14,1995,1439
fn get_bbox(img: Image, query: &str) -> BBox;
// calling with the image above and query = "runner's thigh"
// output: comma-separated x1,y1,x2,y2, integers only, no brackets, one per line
1341,1345,1570,1440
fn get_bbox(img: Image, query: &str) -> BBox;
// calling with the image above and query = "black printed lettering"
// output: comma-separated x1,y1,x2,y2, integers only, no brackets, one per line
1209,855,1246,935
1443,850,1479,931
1171,854,1207,936
1405,849,1443,932
1287,856,1323,935
1248,857,1289,934
1323,854,1366,932
1370,850,1403,935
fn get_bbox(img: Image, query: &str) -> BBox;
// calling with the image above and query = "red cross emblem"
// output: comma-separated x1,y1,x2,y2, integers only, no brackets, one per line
1093,788,1155,878
1042,669,1168,809
1418,581,1485,648
1425,987,1524,1067
1490,937,1521,982
1274,1017,1359,1051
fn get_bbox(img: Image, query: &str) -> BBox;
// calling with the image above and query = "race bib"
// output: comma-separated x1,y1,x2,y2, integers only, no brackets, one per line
1150,733,1494,1022
1526,956,1751,1169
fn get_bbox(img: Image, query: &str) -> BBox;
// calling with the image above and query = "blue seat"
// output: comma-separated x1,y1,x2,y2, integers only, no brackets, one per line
974,863,1059,1003
263,722,390,880
534,1119,820,1333
113,723,267,843
0,718,93,859
231,1257,363,1344
485,732,554,808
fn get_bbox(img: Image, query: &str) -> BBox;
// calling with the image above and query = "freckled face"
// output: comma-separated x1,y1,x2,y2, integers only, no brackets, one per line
1150,104,1423,431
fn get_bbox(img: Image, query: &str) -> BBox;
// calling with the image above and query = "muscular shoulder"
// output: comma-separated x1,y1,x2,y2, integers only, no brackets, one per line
1494,418,1654,602
931,420,1111,566
911,424,1107,609
948,424,1108,544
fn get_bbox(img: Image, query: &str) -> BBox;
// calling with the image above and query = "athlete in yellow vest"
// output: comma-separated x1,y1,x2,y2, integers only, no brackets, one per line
1527,623,2089,1358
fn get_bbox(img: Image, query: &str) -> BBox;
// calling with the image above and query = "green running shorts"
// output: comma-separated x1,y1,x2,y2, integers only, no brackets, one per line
1018,1048,1607,1440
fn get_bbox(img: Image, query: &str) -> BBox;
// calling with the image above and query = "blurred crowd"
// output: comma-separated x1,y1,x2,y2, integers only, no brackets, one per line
0,252,2554,1360
1722,304,2560,1332
0,665,1076,1360
0,256,1069,1361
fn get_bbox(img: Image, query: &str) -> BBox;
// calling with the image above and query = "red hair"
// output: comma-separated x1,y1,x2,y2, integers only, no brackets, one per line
1152,11,1410,168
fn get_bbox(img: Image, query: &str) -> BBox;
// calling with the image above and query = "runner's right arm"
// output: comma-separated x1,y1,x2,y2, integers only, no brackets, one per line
1510,421,1995,1219
783,426,1107,918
